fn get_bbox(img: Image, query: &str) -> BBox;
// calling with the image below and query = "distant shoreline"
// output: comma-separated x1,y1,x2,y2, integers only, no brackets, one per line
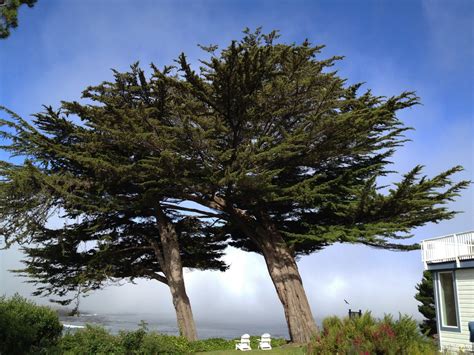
57,311,291,340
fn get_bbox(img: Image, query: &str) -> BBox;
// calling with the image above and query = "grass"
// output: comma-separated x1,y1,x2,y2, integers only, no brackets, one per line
197,343,306,354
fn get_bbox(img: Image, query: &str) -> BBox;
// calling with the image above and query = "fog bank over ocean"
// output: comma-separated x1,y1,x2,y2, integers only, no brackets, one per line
58,312,291,340
1,243,443,324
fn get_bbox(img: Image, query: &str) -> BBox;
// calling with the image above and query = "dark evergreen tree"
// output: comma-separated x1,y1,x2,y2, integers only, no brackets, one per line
0,29,469,344
415,270,437,336
0,66,227,340
17,216,225,322
162,29,468,343
0,0,36,38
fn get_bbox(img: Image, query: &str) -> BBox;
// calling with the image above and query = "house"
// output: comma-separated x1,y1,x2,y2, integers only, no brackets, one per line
421,230,474,353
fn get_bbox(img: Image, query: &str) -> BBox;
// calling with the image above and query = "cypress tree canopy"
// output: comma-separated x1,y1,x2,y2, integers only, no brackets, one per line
16,216,226,304
1,28,468,261
0,0,36,39
0,66,227,305
166,29,469,254
0,29,469,343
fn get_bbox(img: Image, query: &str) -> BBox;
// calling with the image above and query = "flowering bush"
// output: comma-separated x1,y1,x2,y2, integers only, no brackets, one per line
308,312,437,355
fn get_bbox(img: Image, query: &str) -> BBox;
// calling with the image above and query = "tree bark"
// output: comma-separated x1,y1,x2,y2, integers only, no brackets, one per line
229,208,318,344
258,227,318,344
167,272,197,341
150,208,198,341
190,196,317,343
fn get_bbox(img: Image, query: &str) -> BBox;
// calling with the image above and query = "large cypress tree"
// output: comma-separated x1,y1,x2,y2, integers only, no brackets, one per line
159,29,467,343
0,66,227,340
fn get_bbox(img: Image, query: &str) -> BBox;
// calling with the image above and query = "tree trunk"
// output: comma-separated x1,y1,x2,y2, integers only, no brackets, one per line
151,209,198,341
258,227,318,344
229,208,318,344
185,196,318,343
167,270,197,341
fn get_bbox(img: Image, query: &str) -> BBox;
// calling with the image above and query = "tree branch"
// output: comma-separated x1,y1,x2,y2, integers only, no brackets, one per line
160,202,224,219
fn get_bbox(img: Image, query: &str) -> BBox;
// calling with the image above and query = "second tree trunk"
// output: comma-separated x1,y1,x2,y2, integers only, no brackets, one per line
154,210,198,341
256,220,318,343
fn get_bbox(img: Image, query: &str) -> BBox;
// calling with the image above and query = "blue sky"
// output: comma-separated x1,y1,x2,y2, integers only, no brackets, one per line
1,0,473,331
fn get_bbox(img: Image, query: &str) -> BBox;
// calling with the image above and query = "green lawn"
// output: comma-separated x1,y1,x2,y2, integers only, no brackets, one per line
197,344,306,355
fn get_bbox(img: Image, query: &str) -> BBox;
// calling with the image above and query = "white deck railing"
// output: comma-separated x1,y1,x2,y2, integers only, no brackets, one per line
421,230,474,269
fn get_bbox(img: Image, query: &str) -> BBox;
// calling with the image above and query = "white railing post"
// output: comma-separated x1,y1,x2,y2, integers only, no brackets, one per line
454,233,460,268
421,241,428,270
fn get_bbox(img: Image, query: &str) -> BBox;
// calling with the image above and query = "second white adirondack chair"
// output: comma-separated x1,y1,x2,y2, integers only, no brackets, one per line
235,333,251,351
258,333,272,350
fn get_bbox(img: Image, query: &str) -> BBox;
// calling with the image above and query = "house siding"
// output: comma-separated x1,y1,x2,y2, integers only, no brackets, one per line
438,268,474,353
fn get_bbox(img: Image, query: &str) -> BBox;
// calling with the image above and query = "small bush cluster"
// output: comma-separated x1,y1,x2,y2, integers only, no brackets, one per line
60,325,287,354
308,312,438,355
60,325,123,354
0,294,63,354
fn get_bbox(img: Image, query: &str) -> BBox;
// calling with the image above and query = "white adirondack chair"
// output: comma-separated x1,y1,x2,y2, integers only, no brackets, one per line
235,333,251,351
258,333,272,350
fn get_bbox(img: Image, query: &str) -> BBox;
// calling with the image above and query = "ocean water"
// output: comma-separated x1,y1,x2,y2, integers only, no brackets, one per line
59,312,290,340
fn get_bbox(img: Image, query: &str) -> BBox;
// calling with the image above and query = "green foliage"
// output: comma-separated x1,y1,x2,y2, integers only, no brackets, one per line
1,29,468,265
415,270,437,336
0,0,36,38
119,327,147,353
308,312,437,355
54,315,435,354
190,338,235,352
139,333,191,354
0,293,63,354
58,325,287,354
169,29,469,254
60,325,124,354
0,67,227,310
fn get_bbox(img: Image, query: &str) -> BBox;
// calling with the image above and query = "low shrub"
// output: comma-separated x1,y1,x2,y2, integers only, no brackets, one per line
138,333,191,354
60,325,124,354
189,337,234,352
58,325,288,354
0,293,63,354
308,312,438,355
119,327,147,353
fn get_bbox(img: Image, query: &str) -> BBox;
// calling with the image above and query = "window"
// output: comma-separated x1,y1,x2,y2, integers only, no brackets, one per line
438,271,458,328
